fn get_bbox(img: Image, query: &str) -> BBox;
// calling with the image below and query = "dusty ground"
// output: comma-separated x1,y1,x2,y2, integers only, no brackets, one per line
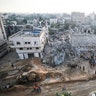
1,80,96,96
0,51,96,96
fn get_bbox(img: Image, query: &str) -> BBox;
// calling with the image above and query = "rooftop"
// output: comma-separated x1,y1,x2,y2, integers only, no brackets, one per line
9,27,44,39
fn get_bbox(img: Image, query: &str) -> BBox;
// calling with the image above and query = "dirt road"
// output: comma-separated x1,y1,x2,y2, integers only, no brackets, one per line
1,79,96,96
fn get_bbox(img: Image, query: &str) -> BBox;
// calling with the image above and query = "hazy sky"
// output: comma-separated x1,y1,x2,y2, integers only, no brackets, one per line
0,0,96,14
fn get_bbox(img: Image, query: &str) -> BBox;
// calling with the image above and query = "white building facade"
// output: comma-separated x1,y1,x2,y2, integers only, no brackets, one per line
9,27,48,59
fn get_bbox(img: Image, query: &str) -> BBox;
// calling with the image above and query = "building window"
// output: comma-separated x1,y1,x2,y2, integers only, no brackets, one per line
36,47,39,49
34,41,38,45
28,42,30,44
27,48,29,50
27,48,32,50
25,42,27,44
19,48,23,50
25,42,30,44
34,41,36,45
17,42,20,45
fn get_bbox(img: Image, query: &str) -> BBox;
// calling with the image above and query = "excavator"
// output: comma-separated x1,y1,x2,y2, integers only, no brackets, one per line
17,71,41,83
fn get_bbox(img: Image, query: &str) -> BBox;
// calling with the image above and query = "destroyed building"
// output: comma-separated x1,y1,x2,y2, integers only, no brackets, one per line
43,32,77,66
70,32,96,54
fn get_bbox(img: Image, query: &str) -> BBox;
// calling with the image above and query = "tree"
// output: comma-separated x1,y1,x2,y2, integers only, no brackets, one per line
50,23,60,28
64,22,69,30
23,19,27,24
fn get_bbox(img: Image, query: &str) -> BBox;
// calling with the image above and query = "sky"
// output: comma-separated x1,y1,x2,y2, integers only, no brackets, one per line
0,0,96,14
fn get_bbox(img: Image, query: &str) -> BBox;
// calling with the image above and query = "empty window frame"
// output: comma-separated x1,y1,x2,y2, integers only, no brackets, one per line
36,47,39,49
19,48,23,50
17,42,20,45
25,42,30,44
34,41,38,45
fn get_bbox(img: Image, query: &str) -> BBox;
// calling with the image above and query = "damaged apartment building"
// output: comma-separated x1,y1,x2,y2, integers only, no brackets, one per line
43,25,95,66
0,15,8,58
9,25,48,59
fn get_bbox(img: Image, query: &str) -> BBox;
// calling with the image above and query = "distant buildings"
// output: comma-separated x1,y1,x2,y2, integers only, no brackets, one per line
9,25,48,59
89,12,95,20
50,18,58,24
63,13,71,22
71,12,85,22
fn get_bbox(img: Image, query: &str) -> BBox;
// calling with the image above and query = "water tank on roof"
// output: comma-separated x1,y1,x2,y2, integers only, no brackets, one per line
24,32,30,35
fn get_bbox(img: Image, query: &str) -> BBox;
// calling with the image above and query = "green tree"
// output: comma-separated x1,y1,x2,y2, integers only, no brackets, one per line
64,22,69,30
50,23,59,28
23,19,27,24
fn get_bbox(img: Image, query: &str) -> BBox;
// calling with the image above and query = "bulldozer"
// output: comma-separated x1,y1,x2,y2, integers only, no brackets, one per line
17,71,41,83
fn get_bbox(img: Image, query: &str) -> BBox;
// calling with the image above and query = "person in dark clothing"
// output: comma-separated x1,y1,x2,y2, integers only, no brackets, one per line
11,63,14,68
33,84,41,93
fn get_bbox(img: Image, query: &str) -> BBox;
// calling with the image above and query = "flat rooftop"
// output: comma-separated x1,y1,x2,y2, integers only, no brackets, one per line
9,27,43,39
23,28,42,34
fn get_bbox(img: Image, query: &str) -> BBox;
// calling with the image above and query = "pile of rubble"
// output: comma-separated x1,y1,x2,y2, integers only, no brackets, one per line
43,32,77,66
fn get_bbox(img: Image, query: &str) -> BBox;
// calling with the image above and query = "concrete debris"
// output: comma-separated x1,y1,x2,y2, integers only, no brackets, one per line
43,32,77,66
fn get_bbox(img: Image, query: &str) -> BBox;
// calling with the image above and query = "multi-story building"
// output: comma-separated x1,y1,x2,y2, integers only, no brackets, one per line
9,25,48,59
0,16,7,39
71,12,85,22
0,39,8,58
50,18,58,24
63,13,71,22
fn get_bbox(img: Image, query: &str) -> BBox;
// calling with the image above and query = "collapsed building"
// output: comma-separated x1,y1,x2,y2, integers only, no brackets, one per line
70,32,96,53
43,32,77,66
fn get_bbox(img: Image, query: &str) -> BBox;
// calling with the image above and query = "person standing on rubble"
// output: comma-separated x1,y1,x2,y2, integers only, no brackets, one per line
11,63,14,68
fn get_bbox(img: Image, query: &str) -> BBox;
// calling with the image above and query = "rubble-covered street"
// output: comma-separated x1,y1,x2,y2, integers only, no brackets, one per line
1,11,96,96
1,51,96,96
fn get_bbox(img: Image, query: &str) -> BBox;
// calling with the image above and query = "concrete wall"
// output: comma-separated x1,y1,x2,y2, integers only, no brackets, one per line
71,34,96,51
18,53,24,59
34,53,39,57
24,53,28,59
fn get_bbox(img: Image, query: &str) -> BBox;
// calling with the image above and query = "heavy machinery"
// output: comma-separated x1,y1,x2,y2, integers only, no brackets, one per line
17,71,41,83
